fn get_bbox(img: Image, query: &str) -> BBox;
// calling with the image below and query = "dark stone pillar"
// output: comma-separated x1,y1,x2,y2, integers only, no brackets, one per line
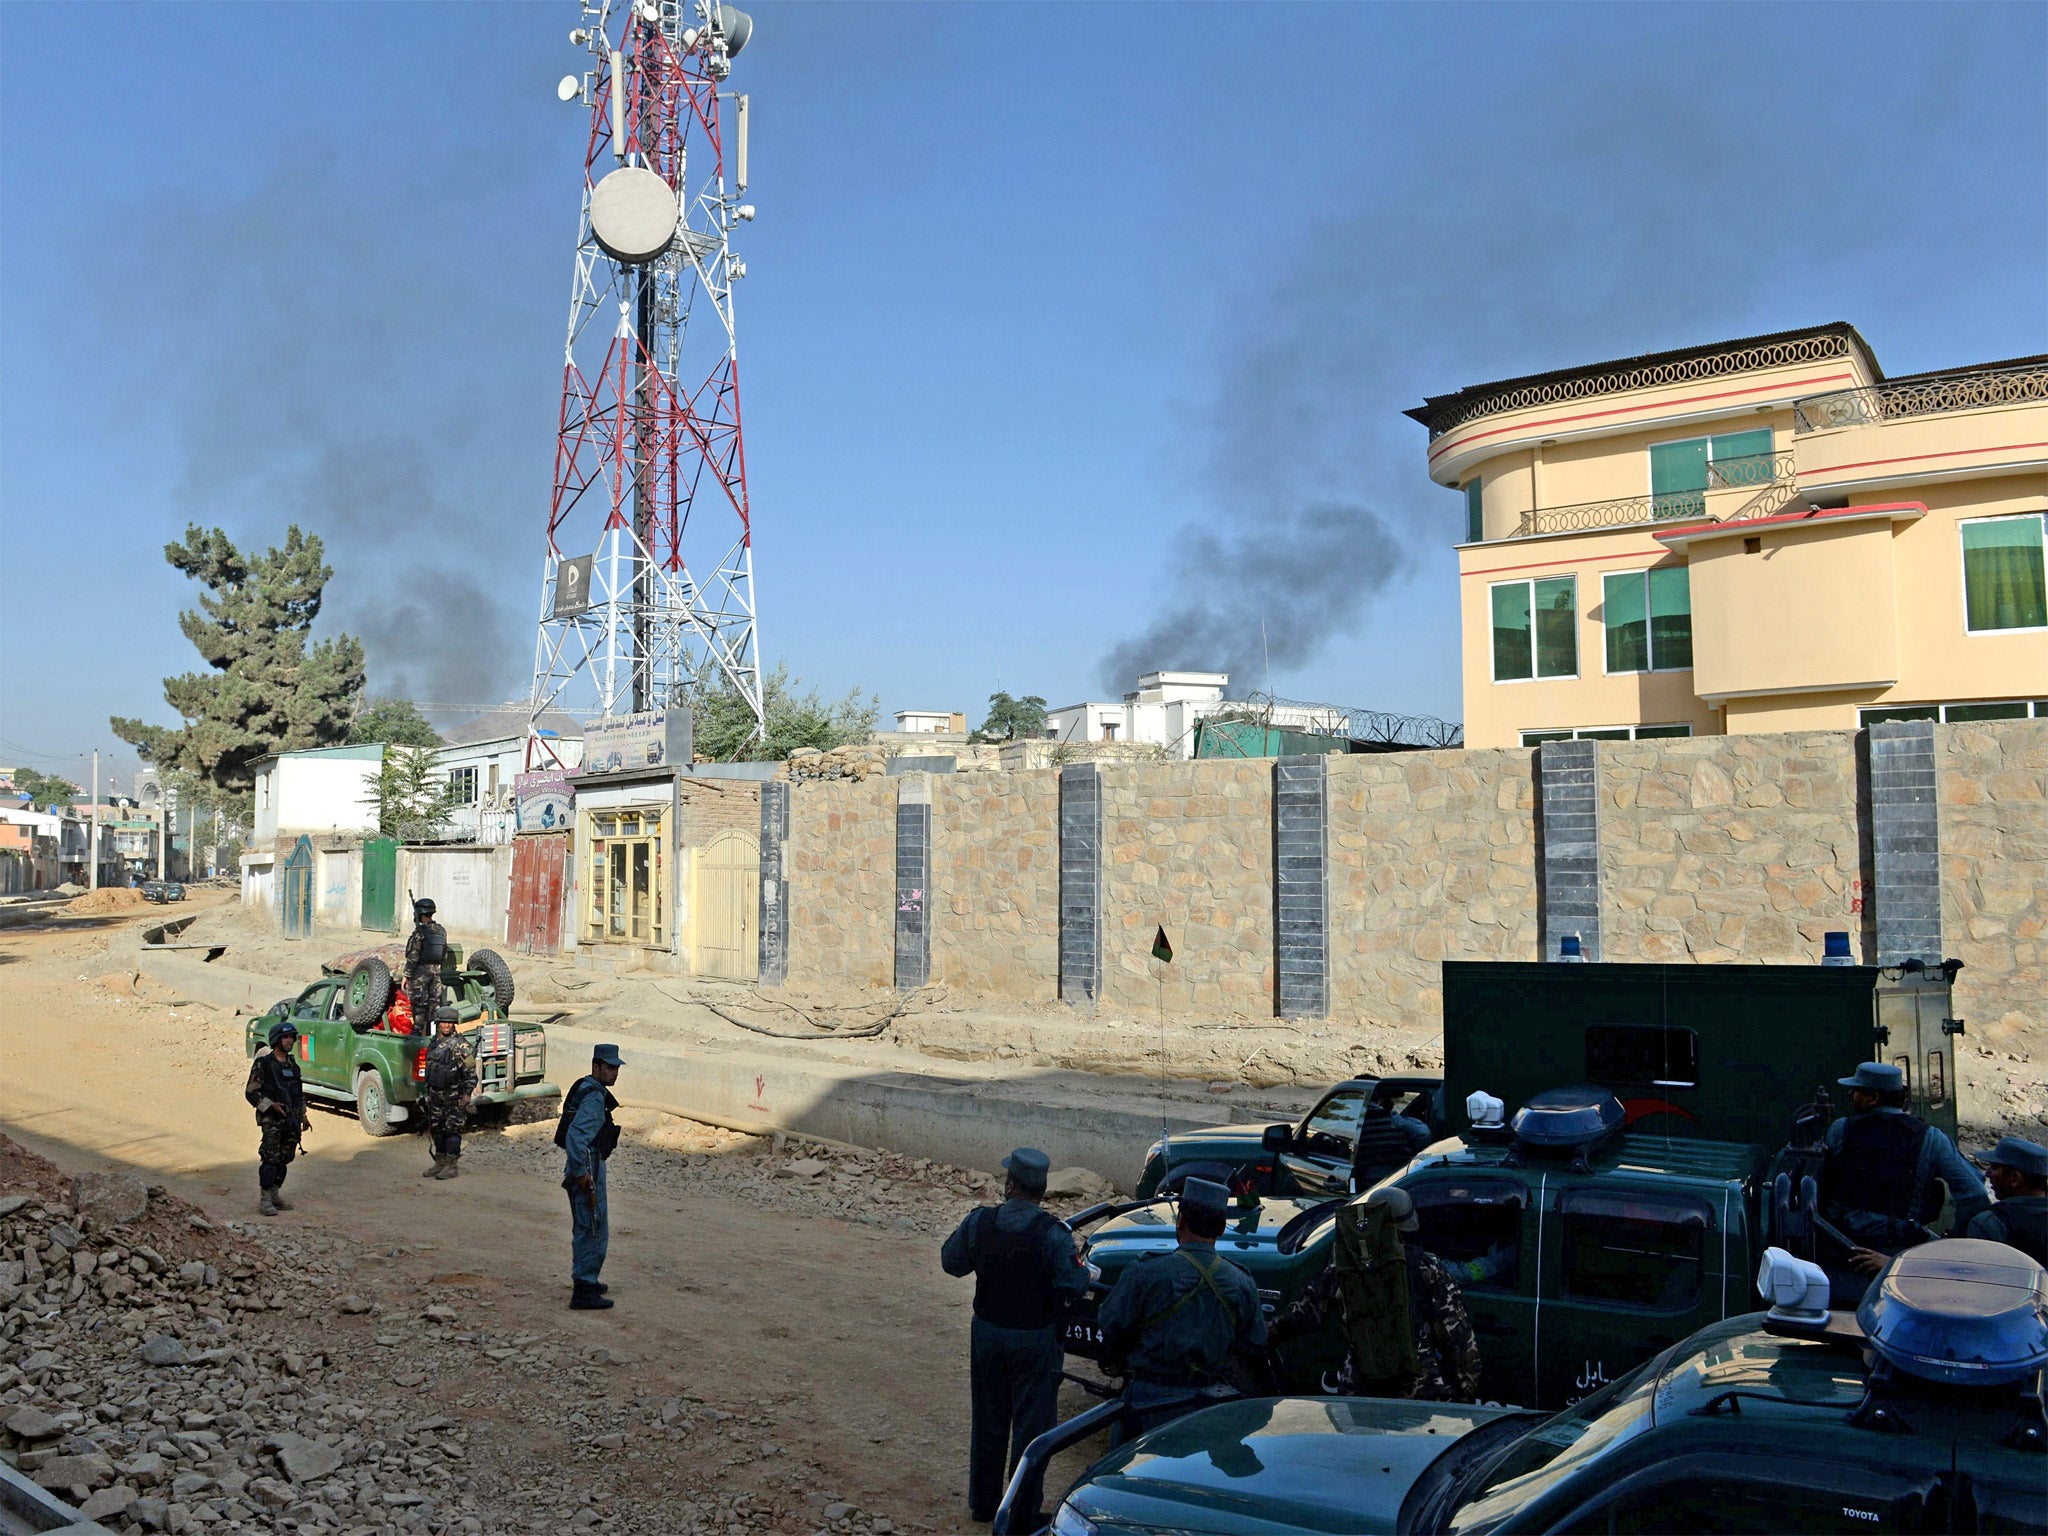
757,780,789,984
1537,739,1602,961
1059,763,1102,1005
894,775,932,991
1868,721,1942,965
1274,755,1329,1018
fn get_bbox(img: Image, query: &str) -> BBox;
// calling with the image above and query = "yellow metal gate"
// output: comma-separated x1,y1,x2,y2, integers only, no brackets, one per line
691,827,759,979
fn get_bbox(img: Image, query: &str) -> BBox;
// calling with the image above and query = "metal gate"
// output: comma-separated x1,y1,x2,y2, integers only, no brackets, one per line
691,827,759,979
508,833,570,955
281,836,315,939
360,837,398,932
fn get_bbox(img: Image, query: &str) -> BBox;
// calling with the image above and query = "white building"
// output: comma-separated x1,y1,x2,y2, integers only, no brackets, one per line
434,707,585,844
1047,671,1347,760
892,710,966,735
243,743,385,911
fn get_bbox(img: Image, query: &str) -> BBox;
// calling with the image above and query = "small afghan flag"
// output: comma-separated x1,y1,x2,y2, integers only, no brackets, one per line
1151,926,1173,964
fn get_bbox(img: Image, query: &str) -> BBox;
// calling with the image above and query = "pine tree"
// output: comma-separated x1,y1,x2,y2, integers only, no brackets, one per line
349,697,443,749
112,525,366,792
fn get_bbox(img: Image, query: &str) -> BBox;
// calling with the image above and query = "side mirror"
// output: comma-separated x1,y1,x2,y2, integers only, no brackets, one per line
1262,1124,1292,1154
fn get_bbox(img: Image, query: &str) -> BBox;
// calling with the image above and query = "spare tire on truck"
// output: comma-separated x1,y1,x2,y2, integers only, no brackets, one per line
342,956,394,1025
470,949,515,1012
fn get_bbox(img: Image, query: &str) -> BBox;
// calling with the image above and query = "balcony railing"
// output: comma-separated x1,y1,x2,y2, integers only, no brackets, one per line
1515,452,1799,538
1793,362,2048,434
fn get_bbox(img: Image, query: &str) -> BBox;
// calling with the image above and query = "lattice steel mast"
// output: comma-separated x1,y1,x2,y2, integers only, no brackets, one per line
527,0,764,763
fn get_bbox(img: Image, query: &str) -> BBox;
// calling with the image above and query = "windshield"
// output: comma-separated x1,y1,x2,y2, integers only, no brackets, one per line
1445,1358,1660,1532
1302,1089,1365,1149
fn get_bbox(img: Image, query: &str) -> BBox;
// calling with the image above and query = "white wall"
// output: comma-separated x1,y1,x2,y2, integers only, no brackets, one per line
402,844,510,941
241,854,275,913
316,844,360,929
277,756,381,837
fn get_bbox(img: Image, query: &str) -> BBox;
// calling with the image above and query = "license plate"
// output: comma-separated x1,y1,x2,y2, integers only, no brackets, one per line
1062,1319,1105,1351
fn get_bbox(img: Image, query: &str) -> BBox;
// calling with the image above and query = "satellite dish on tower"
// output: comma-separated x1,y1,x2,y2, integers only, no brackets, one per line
589,166,680,265
717,6,753,57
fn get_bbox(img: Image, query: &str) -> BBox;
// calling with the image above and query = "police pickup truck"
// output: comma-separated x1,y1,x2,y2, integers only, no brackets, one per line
243,943,560,1136
1061,958,1969,1411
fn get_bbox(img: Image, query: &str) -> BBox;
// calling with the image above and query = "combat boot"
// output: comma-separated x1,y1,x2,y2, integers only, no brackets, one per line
270,1189,294,1211
259,1188,279,1217
434,1157,459,1180
422,1155,445,1178
569,1283,614,1311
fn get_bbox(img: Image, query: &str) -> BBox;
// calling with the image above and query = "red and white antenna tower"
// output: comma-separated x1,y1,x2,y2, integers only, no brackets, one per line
527,0,764,763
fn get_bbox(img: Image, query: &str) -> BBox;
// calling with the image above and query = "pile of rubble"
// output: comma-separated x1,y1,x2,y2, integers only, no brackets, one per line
781,745,888,783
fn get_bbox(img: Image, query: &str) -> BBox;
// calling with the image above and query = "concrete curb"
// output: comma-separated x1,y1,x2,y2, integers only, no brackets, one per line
0,1461,119,1535
134,949,1239,1189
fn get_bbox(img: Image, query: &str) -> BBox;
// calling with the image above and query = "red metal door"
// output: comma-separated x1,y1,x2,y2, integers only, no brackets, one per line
508,833,569,954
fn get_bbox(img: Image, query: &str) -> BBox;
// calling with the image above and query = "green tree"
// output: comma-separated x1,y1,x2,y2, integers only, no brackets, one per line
349,697,443,749
111,524,366,793
153,768,253,845
363,747,459,841
683,661,879,762
9,768,81,812
972,690,1049,743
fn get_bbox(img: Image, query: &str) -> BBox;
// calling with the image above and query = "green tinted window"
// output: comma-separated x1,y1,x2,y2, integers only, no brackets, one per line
1945,701,2029,722
1521,731,1573,746
1603,572,1649,672
1562,1189,1708,1310
1464,479,1484,543
1492,583,1533,681
1650,439,1708,520
1534,576,1577,677
1634,724,1693,739
1708,427,1775,486
1860,706,1940,726
1962,514,2046,632
1648,565,1693,669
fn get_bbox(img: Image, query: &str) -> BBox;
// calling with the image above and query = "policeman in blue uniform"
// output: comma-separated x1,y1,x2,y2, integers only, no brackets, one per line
1967,1136,2048,1264
940,1148,1089,1525
557,1044,623,1311
1096,1177,1266,1440
1821,1061,1988,1301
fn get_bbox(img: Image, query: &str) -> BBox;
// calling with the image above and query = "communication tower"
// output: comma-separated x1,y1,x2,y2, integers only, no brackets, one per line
526,0,764,764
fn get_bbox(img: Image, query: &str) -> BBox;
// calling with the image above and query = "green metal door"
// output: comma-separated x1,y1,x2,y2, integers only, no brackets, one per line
281,836,315,939
361,837,398,932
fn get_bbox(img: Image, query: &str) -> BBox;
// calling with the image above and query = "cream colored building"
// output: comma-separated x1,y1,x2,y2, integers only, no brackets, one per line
1409,324,2047,747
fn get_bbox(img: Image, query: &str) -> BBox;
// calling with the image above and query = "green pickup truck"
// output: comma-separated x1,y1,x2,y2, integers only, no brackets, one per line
1063,959,1970,1411
243,944,560,1136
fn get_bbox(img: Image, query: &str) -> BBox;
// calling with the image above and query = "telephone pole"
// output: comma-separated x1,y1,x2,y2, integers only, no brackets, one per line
88,749,99,891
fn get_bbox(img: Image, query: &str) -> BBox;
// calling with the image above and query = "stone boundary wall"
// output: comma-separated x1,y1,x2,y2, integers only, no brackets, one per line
776,722,2044,1042
932,770,1059,1003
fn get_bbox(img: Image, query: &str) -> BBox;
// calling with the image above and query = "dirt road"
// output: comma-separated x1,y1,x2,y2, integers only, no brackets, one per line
0,902,1115,1533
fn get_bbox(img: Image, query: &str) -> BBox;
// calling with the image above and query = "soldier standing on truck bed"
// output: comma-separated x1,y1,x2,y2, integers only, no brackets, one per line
419,1008,478,1181
1967,1136,2048,1264
1821,1061,1989,1302
1268,1186,1482,1401
246,1019,311,1217
1096,1178,1266,1442
939,1147,1090,1526
404,898,448,1025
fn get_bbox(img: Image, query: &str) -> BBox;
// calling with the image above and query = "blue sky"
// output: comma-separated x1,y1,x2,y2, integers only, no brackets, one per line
3,0,2044,786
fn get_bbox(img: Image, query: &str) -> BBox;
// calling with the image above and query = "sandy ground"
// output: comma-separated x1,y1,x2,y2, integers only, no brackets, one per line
0,900,1121,1533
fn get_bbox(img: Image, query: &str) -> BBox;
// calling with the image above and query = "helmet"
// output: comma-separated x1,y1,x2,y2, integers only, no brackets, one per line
413,898,437,920
268,1019,300,1047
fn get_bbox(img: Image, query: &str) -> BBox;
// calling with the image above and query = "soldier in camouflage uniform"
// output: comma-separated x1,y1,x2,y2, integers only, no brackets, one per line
404,897,449,1025
1270,1186,1482,1401
420,1009,479,1180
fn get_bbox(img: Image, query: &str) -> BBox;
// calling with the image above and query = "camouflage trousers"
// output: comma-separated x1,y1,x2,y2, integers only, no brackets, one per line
407,968,443,1023
258,1116,302,1191
420,1089,468,1158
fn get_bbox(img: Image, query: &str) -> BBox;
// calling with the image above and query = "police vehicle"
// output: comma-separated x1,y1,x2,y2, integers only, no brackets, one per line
1008,1240,2048,1534
1061,958,1969,1410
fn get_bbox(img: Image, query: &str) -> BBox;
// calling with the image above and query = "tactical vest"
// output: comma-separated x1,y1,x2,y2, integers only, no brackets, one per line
554,1077,621,1159
971,1206,1061,1329
409,922,448,970
1821,1111,1932,1224
1331,1202,1419,1385
424,1037,469,1092
251,1052,304,1119
1982,1199,2048,1266
1351,1110,1418,1189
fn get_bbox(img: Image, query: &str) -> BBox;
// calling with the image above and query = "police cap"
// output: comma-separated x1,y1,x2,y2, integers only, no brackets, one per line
1367,1185,1420,1232
1181,1177,1229,1219
1838,1061,1907,1093
592,1043,624,1068
1001,1148,1050,1192
1981,1136,2048,1181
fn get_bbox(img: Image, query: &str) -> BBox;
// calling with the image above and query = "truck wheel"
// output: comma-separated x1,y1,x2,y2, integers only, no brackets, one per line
355,1069,399,1137
469,949,515,1012
342,957,393,1025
